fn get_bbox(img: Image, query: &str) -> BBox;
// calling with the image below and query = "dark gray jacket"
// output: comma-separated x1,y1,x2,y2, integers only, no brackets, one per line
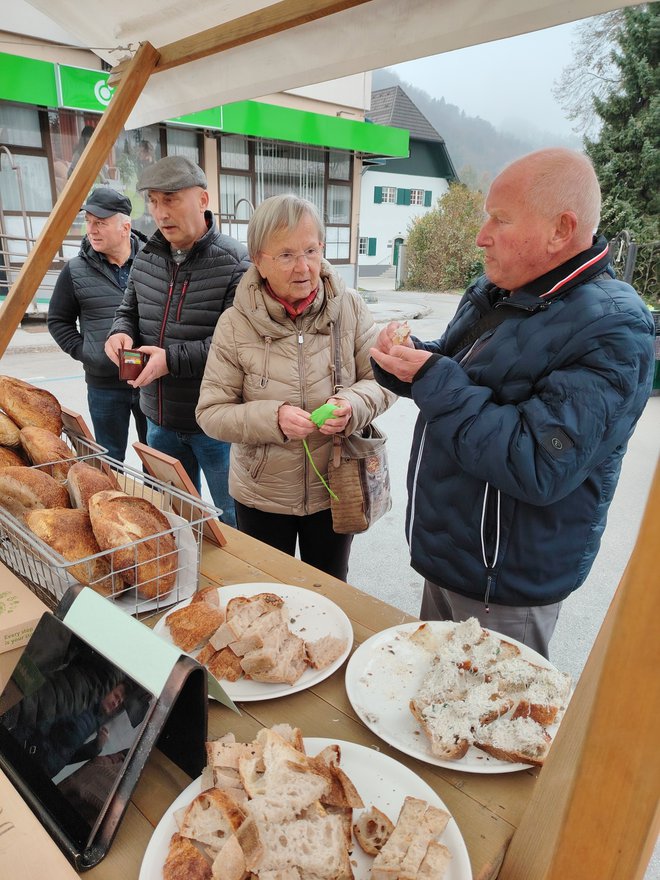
109,212,250,432
48,230,147,388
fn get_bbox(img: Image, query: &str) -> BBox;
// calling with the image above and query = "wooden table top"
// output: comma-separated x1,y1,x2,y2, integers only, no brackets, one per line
78,525,540,880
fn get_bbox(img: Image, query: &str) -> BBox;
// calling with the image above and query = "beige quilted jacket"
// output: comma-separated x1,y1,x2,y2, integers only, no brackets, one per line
196,262,396,516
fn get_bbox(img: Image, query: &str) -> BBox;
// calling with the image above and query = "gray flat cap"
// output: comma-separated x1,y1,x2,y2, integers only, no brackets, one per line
137,155,207,192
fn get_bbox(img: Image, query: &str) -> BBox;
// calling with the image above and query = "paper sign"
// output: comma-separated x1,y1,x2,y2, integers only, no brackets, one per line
0,768,79,880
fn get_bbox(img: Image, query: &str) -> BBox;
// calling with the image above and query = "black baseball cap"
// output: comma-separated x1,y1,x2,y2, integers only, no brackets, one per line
81,188,132,218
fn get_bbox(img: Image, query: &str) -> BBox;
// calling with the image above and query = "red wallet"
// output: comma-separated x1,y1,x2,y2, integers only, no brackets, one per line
118,348,148,381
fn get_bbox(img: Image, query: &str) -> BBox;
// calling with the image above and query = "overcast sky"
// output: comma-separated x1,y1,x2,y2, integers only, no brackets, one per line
388,19,585,138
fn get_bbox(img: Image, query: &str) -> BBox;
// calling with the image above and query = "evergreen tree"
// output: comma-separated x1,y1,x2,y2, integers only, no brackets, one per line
585,4,659,299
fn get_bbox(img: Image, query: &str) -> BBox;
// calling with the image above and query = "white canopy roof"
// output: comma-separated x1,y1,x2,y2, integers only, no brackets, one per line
11,0,635,129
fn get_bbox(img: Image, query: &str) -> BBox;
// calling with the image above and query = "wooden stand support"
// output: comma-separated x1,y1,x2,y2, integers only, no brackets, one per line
500,461,660,880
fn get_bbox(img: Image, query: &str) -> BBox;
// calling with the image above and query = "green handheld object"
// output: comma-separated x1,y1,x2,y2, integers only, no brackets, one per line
310,402,338,427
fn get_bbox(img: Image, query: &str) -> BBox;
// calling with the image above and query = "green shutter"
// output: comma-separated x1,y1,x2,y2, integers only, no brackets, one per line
374,186,383,203
396,188,406,205
368,238,377,256
424,190,432,207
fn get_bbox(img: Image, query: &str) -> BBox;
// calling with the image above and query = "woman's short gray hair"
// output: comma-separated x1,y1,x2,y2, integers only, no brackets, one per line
248,194,325,259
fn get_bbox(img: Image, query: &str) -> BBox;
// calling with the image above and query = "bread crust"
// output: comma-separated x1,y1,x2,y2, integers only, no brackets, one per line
164,832,212,880
353,806,394,855
25,508,114,594
67,461,117,511
0,376,62,435
88,489,178,598
0,411,21,447
0,446,26,467
0,465,70,519
20,425,74,482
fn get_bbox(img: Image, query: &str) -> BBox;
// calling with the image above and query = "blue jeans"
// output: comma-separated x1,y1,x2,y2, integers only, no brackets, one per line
87,385,147,462
145,419,235,527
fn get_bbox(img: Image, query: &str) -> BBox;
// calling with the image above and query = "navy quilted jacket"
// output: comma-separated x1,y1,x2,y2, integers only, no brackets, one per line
373,237,655,606
109,212,250,432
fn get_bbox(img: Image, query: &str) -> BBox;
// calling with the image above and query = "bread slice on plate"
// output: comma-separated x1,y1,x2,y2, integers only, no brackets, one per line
473,716,552,766
353,805,394,855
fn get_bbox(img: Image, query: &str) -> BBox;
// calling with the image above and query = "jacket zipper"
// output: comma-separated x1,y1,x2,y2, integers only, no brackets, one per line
259,337,272,387
480,482,501,611
157,265,179,424
175,275,191,322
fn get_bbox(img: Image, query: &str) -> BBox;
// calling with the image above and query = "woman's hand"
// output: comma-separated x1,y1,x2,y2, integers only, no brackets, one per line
278,404,315,440
318,396,352,435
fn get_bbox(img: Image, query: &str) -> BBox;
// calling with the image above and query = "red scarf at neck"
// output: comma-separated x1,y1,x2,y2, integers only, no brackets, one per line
265,281,319,318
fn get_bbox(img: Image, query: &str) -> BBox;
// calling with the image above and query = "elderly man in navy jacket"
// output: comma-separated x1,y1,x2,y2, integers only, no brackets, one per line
371,148,655,658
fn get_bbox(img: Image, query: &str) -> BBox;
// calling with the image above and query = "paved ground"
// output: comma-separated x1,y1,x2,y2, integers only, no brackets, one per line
3,281,659,877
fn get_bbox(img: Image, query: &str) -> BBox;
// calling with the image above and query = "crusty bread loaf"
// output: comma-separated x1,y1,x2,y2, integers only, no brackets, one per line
0,446,26,467
88,490,178,599
24,508,114,595
353,806,394,855
19,425,74,482
163,832,212,880
0,411,21,447
166,602,225,653
66,461,117,511
0,376,62,435
0,465,70,519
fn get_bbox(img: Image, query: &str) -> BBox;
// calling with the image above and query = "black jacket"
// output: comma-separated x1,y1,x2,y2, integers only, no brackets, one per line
48,230,147,389
109,212,250,432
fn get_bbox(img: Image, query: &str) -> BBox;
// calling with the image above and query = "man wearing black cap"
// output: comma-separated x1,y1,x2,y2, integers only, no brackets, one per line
48,188,148,461
105,156,250,526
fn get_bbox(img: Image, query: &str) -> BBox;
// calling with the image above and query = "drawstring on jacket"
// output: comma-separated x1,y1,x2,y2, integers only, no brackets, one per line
480,483,501,612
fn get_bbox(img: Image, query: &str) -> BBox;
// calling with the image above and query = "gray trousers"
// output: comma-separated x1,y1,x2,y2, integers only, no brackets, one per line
421,580,562,660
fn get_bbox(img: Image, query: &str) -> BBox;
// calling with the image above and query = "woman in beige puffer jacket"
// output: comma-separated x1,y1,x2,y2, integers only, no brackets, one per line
196,195,395,579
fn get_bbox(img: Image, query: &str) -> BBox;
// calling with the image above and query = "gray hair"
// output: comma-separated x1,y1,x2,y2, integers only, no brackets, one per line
515,148,601,238
247,194,325,260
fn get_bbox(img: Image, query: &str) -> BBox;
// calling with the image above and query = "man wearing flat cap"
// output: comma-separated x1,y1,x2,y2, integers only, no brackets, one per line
105,156,250,525
49,187,148,461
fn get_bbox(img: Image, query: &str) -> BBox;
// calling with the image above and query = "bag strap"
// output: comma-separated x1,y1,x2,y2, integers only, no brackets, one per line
330,317,343,466
445,303,523,359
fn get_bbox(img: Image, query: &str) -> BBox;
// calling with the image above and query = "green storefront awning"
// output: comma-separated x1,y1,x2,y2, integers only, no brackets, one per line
0,53,409,158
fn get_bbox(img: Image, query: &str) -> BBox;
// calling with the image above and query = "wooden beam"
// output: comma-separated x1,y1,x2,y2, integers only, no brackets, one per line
0,41,160,358
500,460,660,880
153,0,373,73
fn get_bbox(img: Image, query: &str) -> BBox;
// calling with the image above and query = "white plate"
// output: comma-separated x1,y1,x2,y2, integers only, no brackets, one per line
153,582,353,702
345,621,564,773
139,737,472,880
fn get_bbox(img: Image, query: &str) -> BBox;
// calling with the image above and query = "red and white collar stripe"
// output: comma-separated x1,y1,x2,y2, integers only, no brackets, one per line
540,242,609,298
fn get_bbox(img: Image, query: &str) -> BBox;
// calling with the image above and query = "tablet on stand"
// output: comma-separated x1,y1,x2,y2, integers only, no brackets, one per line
0,585,235,871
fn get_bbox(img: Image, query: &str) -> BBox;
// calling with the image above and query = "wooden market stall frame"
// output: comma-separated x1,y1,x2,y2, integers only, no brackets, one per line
0,3,657,876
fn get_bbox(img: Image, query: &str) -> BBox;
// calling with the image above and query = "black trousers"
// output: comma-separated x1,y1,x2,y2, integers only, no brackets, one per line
234,501,353,581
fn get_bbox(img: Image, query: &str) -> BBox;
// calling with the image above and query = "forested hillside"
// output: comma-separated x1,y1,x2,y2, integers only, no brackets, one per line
372,68,580,189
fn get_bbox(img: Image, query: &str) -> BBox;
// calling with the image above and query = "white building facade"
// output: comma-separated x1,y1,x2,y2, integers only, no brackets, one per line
359,86,458,273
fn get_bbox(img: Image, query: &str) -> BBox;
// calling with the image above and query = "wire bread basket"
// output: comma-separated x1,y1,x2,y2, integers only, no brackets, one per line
0,453,223,618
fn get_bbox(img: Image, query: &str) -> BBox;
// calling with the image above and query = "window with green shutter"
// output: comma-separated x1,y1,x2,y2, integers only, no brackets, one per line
374,186,383,203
